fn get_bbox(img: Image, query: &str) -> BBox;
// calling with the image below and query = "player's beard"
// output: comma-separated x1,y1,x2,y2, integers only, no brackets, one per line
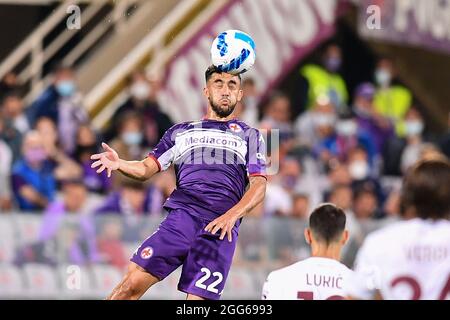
209,96,236,118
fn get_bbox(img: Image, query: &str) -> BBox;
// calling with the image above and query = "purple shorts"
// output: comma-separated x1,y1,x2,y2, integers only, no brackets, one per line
130,208,238,300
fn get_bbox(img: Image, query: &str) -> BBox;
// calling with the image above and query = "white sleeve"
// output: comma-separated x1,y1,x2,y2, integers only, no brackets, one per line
344,236,382,300
261,272,283,300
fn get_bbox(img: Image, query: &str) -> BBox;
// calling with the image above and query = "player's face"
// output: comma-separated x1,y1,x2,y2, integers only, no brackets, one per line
204,72,243,118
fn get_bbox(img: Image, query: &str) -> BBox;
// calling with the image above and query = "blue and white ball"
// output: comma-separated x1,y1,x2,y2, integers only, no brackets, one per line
211,30,256,75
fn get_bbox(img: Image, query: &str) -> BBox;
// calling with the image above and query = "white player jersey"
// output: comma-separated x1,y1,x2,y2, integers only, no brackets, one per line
345,218,450,300
262,257,352,300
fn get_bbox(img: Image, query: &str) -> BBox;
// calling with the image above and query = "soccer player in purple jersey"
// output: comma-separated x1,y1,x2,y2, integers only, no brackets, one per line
90,65,267,300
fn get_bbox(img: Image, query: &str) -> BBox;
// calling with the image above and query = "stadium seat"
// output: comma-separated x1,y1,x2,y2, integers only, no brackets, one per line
57,264,94,299
0,217,16,263
22,263,59,299
15,215,42,246
0,264,25,298
91,264,123,298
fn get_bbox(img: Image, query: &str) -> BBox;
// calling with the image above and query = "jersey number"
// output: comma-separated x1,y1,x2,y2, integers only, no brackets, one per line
297,291,344,300
391,274,450,300
194,267,223,294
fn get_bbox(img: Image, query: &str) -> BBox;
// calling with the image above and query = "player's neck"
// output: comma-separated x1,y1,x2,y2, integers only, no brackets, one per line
310,243,342,261
204,108,235,122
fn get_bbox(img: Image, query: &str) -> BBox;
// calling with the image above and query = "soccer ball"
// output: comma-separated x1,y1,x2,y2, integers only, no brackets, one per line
210,29,256,75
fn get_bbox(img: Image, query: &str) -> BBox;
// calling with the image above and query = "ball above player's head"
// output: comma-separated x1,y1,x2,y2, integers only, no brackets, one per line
210,29,256,75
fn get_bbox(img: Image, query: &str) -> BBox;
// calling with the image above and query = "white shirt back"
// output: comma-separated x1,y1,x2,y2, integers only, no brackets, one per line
345,218,450,300
262,257,352,300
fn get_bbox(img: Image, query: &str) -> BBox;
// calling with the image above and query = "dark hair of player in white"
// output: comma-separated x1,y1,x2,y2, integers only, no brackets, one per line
304,203,348,261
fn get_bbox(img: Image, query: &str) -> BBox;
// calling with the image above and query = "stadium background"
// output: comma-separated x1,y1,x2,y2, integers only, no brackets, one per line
0,0,449,299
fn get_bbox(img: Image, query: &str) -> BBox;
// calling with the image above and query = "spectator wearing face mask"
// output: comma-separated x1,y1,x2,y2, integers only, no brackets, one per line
27,64,88,155
104,70,173,148
313,111,377,167
108,112,147,189
373,57,413,137
353,82,394,155
11,131,56,211
347,146,386,207
295,43,348,113
399,108,429,173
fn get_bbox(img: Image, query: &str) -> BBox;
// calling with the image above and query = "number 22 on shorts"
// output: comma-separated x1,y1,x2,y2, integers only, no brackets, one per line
195,267,223,294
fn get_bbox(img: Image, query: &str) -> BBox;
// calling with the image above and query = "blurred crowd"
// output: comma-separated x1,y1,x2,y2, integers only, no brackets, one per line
1,43,450,269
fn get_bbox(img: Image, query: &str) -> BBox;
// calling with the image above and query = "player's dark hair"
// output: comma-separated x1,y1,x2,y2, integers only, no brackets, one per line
205,64,241,83
309,203,346,245
400,158,450,219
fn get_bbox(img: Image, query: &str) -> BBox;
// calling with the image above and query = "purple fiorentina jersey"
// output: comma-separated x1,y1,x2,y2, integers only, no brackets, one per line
148,118,266,222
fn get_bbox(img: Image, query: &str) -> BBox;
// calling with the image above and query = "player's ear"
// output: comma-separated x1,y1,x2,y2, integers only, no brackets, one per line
237,88,243,102
304,228,312,245
341,230,349,245
203,86,209,98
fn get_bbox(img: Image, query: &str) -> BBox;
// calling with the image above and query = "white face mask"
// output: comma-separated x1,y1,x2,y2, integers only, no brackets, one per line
375,69,392,87
130,81,150,101
349,160,369,180
313,113,336,128
121,131,143,146
336,120,357,136
405,121,424,137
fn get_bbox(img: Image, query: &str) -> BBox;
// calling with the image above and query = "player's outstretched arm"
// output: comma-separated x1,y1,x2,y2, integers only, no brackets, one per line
90,142,159,181
205,175,267,242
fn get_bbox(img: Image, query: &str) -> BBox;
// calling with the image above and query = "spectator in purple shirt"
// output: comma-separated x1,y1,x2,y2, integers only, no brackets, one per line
353,82,394,156
39,179,99,265
73,124,111,194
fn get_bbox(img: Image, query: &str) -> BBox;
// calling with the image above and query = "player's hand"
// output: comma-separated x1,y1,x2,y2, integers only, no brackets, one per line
90,142,120,178
204,211,239,242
